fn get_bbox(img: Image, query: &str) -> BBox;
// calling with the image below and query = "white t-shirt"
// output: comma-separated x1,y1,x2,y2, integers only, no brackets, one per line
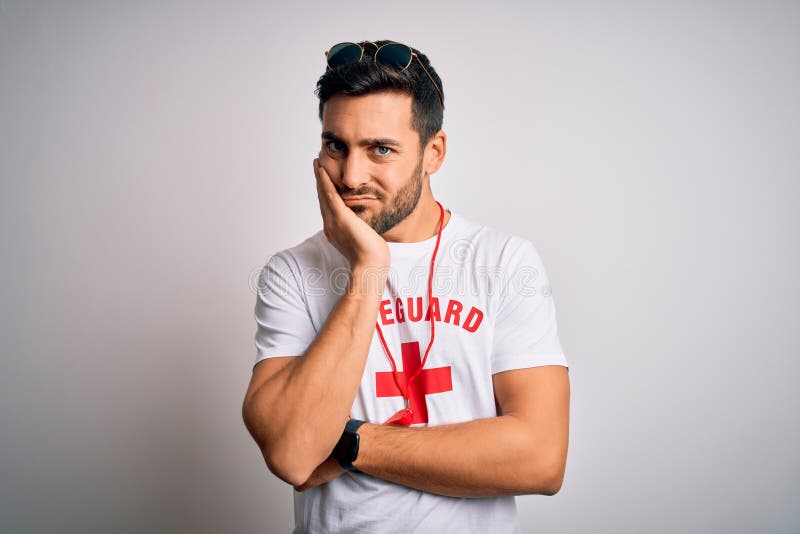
253,210,569,534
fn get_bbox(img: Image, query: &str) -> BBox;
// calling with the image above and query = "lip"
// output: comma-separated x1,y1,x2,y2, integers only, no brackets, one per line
342,197,377,205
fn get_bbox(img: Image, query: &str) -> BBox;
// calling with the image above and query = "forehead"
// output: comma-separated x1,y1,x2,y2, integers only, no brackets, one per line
321,92,417,143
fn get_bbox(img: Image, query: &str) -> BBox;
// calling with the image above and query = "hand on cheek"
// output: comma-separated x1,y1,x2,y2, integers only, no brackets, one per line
312,156,390,269
318,153,339,183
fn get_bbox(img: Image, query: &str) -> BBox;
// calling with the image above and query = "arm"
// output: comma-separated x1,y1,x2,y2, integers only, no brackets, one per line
242,158,390,487
243,266,386,486
297,365,570,497
354,365,570,497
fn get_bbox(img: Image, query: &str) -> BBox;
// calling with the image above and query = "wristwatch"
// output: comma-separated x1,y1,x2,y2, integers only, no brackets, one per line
331,418,366,472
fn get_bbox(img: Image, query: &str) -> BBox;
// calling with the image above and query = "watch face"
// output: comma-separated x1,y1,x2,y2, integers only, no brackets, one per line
333,432,360,463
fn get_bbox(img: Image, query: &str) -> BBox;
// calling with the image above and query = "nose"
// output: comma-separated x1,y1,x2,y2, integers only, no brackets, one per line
340,153,370,191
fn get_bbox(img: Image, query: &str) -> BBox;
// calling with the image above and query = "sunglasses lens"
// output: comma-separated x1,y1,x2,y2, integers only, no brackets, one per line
327,43,362,68
375,44,412,69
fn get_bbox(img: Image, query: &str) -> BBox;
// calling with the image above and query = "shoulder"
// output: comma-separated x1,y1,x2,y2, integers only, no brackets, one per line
264,230,345,274
448,212,546,271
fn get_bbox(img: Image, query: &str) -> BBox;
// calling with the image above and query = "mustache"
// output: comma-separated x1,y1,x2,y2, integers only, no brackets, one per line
337,186,381,198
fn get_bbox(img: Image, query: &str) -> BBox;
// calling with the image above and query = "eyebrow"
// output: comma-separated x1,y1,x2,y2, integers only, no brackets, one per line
321,131,402,148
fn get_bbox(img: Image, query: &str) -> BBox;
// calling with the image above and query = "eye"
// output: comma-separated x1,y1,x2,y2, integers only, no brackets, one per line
325,140,345,153
374,146,393,156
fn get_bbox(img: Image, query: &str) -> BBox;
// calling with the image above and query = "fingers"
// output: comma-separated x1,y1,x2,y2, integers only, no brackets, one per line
316,157,351,218
314,158,336,222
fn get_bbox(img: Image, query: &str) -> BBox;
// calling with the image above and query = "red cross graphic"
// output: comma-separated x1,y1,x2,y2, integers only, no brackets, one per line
375,341,453,424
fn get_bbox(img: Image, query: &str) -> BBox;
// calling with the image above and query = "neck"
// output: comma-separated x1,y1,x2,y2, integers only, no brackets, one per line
381,193,451,243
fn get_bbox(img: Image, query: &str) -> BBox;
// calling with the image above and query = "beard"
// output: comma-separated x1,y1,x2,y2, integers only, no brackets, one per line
348,155,424,235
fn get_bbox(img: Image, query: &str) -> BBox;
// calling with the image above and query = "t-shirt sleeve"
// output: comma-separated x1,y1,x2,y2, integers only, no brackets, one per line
490,239,569,374
253,252,317,369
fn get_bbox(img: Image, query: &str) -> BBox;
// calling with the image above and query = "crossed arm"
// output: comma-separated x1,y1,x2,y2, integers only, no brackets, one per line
294,364,570,497
244,350,570,498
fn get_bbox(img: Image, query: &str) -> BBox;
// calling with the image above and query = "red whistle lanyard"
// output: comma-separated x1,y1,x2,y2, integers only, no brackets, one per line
375,200,445,426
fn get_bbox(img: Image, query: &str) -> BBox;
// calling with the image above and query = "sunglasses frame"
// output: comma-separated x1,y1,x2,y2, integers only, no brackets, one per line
323,40,444,108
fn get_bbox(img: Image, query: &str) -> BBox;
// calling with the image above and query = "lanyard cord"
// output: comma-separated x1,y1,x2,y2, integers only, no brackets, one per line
374,200,446,406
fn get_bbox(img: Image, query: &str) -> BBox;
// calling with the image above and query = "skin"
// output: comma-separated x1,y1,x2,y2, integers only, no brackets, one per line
243,90,570,497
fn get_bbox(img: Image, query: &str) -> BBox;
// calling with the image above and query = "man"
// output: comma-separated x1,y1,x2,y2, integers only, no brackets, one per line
243,40,570,533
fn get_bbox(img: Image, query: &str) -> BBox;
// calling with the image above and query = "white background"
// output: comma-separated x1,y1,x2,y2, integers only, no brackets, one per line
1,1,798,532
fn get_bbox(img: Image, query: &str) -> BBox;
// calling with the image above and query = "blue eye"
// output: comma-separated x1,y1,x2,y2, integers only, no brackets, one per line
375,146,392,156
326,141,344,152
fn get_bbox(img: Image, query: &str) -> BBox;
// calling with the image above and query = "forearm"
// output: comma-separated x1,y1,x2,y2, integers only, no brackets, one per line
352,416,564,498
247,266,386,483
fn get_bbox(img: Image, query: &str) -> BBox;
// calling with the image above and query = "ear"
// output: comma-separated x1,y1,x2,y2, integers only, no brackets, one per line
423,130,447,175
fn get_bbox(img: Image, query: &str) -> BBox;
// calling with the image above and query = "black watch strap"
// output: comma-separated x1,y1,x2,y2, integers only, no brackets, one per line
332,418,366,472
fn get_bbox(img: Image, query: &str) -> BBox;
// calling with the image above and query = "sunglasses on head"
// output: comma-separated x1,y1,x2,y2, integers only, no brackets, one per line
324,41,444,108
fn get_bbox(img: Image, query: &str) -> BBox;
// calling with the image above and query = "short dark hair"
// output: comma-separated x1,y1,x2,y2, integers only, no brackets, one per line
315,40,444,150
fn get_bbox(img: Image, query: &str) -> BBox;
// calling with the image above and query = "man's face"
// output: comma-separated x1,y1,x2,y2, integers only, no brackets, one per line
319,91,425,235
